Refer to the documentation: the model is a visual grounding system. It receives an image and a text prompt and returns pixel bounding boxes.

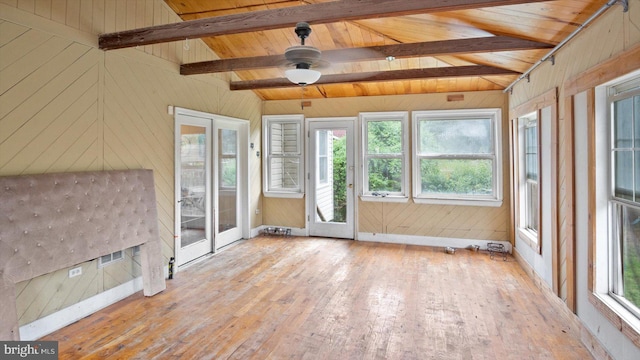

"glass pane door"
[177,121,212,266]
[215,121,243,249]
[308,119,355,239]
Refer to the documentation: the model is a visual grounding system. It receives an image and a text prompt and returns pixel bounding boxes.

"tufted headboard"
[0,169,166,340]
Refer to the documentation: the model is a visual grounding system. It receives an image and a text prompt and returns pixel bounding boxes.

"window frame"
[581,60,640,347]
[519,111,540,244]
[360,111,409,202]
[607,75,640,320]
[510,87,555,257]
[262,114,305,198]
[411,108,503,207]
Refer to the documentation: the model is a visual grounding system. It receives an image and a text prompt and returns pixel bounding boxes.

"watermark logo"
[1,341,58,359]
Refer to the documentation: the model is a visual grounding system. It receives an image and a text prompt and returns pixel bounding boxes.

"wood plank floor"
[43,237,593,359]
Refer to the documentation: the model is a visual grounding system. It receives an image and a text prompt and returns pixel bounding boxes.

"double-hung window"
[513,110,540,250]
[360,112,409,201]
[608,76,640,318]
[412,108,502,206]
[522,113,539,234]
[263,115,304,198]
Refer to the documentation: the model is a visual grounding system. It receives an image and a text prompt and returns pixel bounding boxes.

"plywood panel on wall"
[0,25,101,175]
[0,18,105,324]
[263,197,306,228]
[103,49,262,244]
[509,1,640,311]
[1,0,263,327]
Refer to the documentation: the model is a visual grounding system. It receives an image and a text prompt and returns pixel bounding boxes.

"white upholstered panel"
[0,169,166,340]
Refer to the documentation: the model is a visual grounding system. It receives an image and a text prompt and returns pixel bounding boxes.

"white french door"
[214,119,245,250]
[175,114,213,266]
[308,118,356,239]
[175,109,249,267]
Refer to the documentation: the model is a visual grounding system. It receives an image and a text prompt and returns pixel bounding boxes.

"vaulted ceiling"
[98,0,608,100]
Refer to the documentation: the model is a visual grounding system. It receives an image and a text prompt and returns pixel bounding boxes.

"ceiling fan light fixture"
[285,68,321,86]
[282,22,323,86]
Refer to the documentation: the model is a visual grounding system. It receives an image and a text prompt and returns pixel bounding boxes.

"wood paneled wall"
[509,0,640,309]
[263,91,510,241]
[0,0,262,326]
[508,2,640,356]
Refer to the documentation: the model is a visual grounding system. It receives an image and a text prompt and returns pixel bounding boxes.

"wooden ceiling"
[99,0,608,100]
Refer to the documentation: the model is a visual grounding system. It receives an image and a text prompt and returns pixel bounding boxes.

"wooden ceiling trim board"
[354,15,495,43]
[434,6,598,43]
[180,36,552,75]
[100,0,549,50]
[170,1,303,16]
[230,65,520,90]
[325,22,357,48]
[178,1,304,19]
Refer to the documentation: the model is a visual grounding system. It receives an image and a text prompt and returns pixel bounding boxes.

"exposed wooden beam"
[99,0,548,50]
[229,65,520,90]
[181,36,552,75]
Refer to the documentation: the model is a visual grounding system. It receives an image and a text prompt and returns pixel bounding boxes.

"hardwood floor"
[43,237,593,359]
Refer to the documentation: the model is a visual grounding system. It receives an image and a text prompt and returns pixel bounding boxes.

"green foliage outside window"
[368,159,402,192]
[367,121,402,154]
[420,159,492,195]
[366,120,403,193]
[621,200,640,310]
[332,136,347,222]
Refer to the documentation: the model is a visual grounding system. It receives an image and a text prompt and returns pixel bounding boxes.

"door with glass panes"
[176,115,213,266]
[214,119,244,250]
[175,109,248,267]
[308,118,355,239]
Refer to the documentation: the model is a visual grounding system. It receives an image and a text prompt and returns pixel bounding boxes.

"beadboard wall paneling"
[1,0,262,327]
[509,0,640,311]
[508,2,640,357]
[263,197,306,229]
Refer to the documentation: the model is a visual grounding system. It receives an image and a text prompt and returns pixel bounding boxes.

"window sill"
[516,228,540,253]
[263,191,304,199]
[360,195,408,203]
[413,197,503,207]
[590,292,640,348]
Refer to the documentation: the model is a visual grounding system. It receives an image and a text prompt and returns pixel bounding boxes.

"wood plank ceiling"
[101,0,608,100]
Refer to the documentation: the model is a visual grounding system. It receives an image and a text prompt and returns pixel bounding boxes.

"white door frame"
[306,117,357,239]
[213,116,250,250]
[174,107,250,268]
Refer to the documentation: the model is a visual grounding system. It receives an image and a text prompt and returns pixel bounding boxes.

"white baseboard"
[357,232,513,252]
[19,277,143,341]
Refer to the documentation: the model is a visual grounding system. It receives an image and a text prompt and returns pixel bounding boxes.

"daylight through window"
[412,109,502,206]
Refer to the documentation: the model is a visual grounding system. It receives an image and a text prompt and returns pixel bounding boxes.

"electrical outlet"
[255,209,260,215]
[69,267,82,278]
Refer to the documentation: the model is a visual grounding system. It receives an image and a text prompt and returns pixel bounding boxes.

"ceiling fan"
[283,22,323,86]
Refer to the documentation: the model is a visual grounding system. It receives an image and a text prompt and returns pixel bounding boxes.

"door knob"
[348,184,353,188]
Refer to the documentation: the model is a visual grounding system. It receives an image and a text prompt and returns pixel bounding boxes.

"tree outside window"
[361,112,409,200]
[412,109,502,206]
